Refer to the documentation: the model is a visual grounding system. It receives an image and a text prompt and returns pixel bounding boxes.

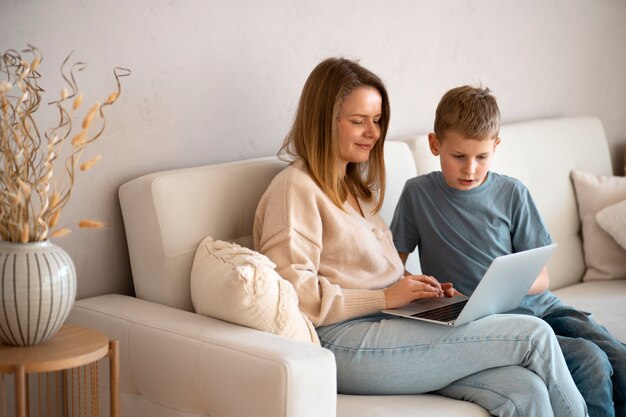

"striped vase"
[0,240,76,346]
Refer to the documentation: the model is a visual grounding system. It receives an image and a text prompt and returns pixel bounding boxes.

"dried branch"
[0,45,130,242]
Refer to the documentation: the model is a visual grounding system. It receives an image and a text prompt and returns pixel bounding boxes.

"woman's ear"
[428,133,440,156]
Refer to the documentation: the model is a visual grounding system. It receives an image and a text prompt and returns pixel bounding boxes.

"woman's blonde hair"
[280,57,390,213]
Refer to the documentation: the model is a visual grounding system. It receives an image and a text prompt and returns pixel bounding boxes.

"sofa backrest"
[399,116,612,289]
[119,141,417,311]
[119,116,612,310]
[119,157,286,310]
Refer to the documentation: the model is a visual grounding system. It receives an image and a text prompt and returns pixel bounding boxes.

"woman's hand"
[440,282,458,298]
[383,275,457,309]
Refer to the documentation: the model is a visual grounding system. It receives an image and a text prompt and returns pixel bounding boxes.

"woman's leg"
[436,366,554,417]
[317,313,587,417]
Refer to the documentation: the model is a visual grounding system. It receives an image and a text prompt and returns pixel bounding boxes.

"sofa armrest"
[67,294,337,417]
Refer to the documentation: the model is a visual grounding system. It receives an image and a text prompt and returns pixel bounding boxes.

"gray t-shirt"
[390,171,563,317]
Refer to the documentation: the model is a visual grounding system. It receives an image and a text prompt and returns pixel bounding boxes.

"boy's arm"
[398,252,417,277]
[398,252,409,273]
[528,266,550,294]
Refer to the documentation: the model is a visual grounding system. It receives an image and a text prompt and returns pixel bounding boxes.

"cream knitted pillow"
[190,236,319,345]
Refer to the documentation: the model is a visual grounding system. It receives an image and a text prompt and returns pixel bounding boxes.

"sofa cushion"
[190,236,320,345]
[553,279,626,342]
[596,199,626,251]
[338,393,490,417]
[571,170,626,281]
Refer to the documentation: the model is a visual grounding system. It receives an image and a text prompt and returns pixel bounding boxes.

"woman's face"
[337,86,382,167]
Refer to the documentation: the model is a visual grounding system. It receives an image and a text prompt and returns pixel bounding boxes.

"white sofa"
[67,116,626,417]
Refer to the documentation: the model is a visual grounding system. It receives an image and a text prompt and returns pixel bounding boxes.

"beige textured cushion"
[571,170,626,280]
[190,236,320,345]
[596,199,626,251]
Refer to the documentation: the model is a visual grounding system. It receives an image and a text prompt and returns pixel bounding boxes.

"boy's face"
[428,130,501,191]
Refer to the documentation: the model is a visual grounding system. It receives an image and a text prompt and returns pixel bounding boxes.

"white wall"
[3,0,625,298]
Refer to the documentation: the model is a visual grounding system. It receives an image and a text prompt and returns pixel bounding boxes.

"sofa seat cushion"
[190,236,319,344]
[553,279,626,341]
[338,393,489,417]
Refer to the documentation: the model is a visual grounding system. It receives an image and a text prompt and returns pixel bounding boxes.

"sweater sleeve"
[253,165,387,327]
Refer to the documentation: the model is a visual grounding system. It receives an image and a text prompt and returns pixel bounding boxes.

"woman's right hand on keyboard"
[384,274,446,309]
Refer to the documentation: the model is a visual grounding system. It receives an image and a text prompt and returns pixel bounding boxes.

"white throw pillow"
[570,170,626,280]
[190,236,320,345]
[596,199,626,251]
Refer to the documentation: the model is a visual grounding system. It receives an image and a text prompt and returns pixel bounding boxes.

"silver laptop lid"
[454,243,558,326]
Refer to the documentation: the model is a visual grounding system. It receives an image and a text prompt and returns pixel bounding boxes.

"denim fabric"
[436,366,554,417]
[317,313,587,417]
[543,307,626,417]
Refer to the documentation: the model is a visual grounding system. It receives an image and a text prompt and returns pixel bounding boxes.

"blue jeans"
[317,313,587,417]
[543,307,626,417]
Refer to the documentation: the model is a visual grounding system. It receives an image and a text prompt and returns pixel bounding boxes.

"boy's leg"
[436,366,555,417]
[555,334,613,417]
[544,307,626,417]
[317,313,587,417]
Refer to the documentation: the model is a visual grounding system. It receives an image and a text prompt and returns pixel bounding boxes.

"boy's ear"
[493,136,502,151]
[428,133,441,156]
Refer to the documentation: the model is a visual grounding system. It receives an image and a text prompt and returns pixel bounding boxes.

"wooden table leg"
[15,365,26,417]
[109,340,119,417]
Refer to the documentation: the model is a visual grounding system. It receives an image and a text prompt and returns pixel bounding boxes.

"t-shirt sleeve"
[511,183,553,252]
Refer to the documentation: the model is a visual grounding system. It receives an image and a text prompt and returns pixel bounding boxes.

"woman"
[253,57,587,417]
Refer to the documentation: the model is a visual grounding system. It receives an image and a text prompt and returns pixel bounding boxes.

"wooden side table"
[0,324,119,417]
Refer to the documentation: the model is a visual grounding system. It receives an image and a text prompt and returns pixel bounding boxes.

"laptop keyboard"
[411,300,468,323]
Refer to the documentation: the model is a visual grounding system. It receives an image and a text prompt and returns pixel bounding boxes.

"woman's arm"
[259,225,388,326]
[254,164,395,327]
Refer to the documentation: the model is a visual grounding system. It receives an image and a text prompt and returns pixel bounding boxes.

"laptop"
[382,244,558,326]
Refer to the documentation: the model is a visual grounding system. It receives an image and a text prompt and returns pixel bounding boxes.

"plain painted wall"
[2,0,625,299]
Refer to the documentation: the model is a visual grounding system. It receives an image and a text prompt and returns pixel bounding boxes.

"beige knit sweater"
[253,160,404,327]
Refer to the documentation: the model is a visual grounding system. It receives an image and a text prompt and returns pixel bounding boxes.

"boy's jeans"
[543,307,626,417]
[317,313,587,417]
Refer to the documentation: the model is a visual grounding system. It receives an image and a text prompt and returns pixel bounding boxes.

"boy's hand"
[384,274,449,309]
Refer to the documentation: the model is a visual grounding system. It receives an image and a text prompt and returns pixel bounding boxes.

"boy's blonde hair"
[280,57,389,213]
[434,85,500,140]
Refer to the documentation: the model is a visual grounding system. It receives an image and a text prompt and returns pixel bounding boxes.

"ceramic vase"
[0,240,76,346]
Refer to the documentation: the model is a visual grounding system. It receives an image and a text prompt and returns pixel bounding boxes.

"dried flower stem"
[0,45,130,242]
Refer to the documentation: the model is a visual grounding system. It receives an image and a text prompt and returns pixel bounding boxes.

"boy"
[390,85,626,417]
